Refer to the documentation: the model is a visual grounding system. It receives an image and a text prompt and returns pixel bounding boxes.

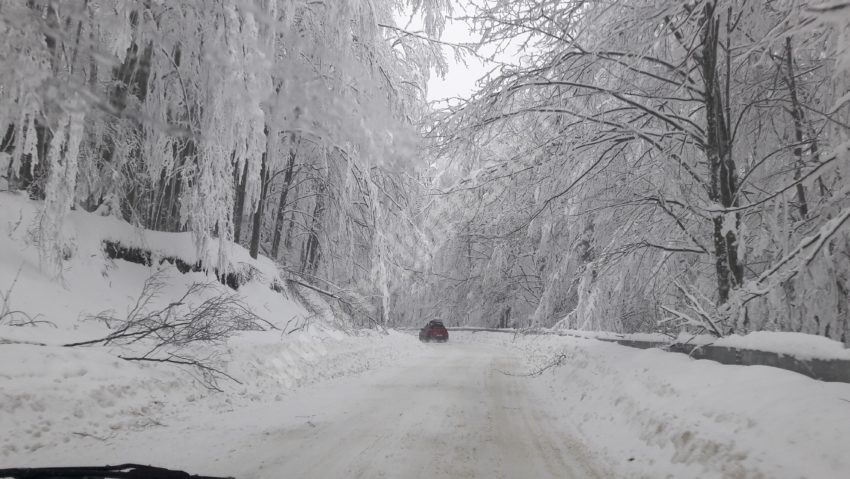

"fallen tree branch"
[499,353,569,377]
[118,353,241,392]
[286,277,385,331]
[64,272,268,390]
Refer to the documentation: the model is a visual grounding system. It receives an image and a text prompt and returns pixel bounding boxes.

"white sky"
[425,16,491,103]
[421,3,525,104]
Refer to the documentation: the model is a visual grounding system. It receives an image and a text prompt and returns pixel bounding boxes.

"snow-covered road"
[10,331,850,478]
[238,341,602,478]
[15,341,602,479]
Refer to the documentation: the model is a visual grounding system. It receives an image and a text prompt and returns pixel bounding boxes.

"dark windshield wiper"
[0,464,234,479]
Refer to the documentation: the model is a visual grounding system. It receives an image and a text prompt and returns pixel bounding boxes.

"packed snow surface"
[0,327,421,461]
[5,332,850,478]
[0,191,422,464]
[3,192,850,478]
[461,332,850,478]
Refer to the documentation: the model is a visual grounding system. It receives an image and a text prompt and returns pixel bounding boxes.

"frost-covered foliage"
[0,0,448,322]
[410,0,850,344]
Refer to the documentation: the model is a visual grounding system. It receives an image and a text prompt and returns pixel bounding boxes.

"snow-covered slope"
[0,191,289,333]
[0,192,420,461]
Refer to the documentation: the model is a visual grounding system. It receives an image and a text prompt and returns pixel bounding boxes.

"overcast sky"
[425,14,490,103]
[422,3,526,104]
[422,0,524,105]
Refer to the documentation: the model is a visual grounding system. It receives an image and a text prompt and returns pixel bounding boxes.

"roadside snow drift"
[458,332,850,479]
[0,192,421,462]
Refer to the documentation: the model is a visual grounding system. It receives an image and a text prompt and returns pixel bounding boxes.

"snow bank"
[453,332,850,479]
[225,328,420,398]
[0,192,421,462]
[551,328,672,343]
[68,197,282,283]
[712,331,850,360]
[0,191,296,332]
[0,342,187,457]
[536,327,850,361]
[0,326,420,460]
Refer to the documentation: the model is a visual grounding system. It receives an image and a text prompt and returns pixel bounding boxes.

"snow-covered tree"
[0,0,449,324]
[410,0,850,343]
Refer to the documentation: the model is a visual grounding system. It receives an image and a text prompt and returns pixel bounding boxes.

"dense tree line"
[405,0,850,343]
[5,0,850,342]
[0,0,448,326]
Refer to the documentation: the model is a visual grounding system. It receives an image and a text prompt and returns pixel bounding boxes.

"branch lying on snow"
[64,272,271,390]
[285,276,385,332]
[282,315,308,335]
[66,274,274,348]
[118,353,242,393]
[0,264,56,328]
[0,309,52,328]
[499,353,569,377]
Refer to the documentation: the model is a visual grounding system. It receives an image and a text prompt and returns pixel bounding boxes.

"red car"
[419,320,449,342]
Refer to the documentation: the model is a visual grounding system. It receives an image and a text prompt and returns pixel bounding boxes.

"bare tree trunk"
[284,207,296,251]
[499,306,511,328]
[271,142,297,258]
[167,140,192,231]
[249,150,269,259]
[301,183,326,275]
[701,3,743,304]
[783,36,809,220]
[233,161,248,243]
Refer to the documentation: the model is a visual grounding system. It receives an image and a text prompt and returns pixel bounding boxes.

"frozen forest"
[2,0,850,344]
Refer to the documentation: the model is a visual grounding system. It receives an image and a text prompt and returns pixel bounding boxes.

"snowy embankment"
[0,192,420,461]
[453,326,850,383]
[550,328,850,361]
[456,331,850,479]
